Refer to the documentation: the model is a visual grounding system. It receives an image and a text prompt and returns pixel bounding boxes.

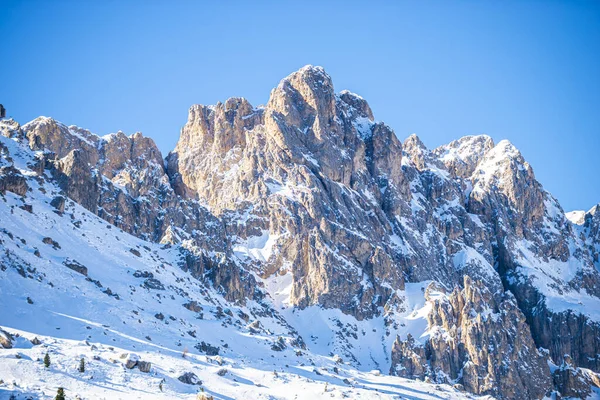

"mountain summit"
[1,66,600,399]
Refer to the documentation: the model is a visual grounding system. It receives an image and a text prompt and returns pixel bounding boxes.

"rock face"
[11,117,261,304]
[552,356,600,400]
[2,65,600,399]
[167,66,430,319]
[391,278,552,399]
[0,166,28,196]
[0,329,13,349]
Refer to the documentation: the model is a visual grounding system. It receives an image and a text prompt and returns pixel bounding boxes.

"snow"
[302,152,320,167]
[264,269,294,309]
[470,139,524,195]
[511,239,600,322]
[435,135,492,165]
[265,178,312,203]
[565,210,586,225]
[353,117,373,140]
[452,247,496,279]
[67,127,95,146]
[233,230,280,262]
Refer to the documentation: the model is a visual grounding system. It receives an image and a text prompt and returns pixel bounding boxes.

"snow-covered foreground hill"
[0,133,479,399]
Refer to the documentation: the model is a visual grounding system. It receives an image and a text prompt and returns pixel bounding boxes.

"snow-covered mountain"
[1,66,599,399]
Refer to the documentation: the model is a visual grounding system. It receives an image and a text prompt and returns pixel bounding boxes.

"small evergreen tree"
[44,352,51,368]
[78,357,85,373]
[55,387,65,400]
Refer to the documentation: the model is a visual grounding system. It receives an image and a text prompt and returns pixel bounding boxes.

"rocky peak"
[582,203,600,268]
[468,139,544,227]
[22,117,165,179]
[433,134,494,179]
[267,65,335,129]
[168,65,404,206]
[0,118,23,140]
[338,90,374,121]
[402,134,434,171]
[587,204,600,221]
[176,97,262,153]
[23,117,101,163]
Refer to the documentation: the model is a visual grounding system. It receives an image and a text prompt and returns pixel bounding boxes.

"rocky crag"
[2,65,600,399]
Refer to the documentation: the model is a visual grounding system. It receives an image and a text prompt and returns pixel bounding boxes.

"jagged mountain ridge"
[2,65,600,399]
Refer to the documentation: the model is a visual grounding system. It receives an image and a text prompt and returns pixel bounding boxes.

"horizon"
[2,1,599,211]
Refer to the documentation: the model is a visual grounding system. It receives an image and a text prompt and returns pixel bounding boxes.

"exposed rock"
[19,204,32,213]
[42,237,61,249]
[433,135,494,179]
[129,248,141,257]
[0,166,29,196]
[183,301,202,313]
[50,195,65,214]
[195,341,219,356]
[124,353,139,369]
[143,278,164,290]
[133,270,153,279]
[167,65,407,319]
[0,329,13,349]
[271,337,286,352]
[62,259,88,276]
[391,277,552,399]
[137,361,151,373]
[178,372,202,385]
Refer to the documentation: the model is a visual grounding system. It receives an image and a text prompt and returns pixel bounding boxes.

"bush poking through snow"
[79,358,85,373]
[55,387,65,400]
[197,388,214,400]
[44,352,51,368]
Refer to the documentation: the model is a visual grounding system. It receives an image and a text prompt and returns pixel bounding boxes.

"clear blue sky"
[2,1,599,211]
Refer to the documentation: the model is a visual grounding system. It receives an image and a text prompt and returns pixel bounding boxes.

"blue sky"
[2,1,599,211]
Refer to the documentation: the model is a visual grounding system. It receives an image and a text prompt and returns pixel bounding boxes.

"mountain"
[1,65,599,400]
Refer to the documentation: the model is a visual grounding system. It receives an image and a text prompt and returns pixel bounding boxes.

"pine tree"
[44,352,51,368]
[55,387,65,400]
[78,357,85,373]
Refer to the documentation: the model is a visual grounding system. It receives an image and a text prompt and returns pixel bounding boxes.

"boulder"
[124,353,139,369]
[0,166,28,196]
[63,259,88,276]
[137,361,151,373]
[42,237,61,249]
[178,372,202,385]
[183,301,202,312]
[50,196,65,214]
